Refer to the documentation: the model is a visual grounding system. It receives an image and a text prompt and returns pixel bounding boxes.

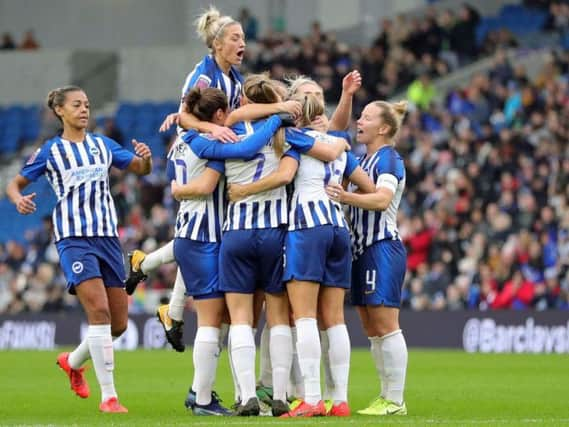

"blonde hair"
[195,6,237,51]
[242,73,285,157]
[372,100,408,139]
[285,75,322,101]
[289,93,325,128]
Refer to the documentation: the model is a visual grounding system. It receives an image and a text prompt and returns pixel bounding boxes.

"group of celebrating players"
[7,6,409,418]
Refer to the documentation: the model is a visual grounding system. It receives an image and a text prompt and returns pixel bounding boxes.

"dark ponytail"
[184,87,228,121]
[46,85,83,123]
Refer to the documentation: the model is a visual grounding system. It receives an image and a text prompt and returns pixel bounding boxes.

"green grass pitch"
[1,349,568,426]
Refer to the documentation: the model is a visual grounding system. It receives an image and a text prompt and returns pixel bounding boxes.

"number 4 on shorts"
[365,269,376,294]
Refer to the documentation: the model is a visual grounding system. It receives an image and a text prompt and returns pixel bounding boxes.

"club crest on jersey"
[195,75,212,89]
[89,146,100,156]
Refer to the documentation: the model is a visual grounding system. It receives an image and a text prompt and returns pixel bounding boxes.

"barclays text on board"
[463,317,569,354]
[2,311,569,351]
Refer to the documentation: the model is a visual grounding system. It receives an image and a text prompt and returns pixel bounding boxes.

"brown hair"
[242,73,285,157]
[372,100,408,139]
[289,93,324,128]
[184,87,228,121]
[46,85,83,123]
[195,6,238,52]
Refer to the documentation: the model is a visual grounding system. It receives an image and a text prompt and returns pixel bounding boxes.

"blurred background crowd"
[0,0,568,314]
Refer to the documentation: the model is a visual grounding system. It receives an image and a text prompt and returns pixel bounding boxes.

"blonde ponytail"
[372,100,408,139]
[194,6,236,51]
[289,93,325,128]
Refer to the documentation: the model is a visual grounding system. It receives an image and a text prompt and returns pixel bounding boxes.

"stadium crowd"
[1,5,568,315]
[241,4,484,108]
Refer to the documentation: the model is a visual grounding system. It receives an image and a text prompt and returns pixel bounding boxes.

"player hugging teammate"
[8,5,410,418]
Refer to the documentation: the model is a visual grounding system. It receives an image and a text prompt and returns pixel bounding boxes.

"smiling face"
[215,23,246,67]
[355,103,384,145]
[54,90,89,130]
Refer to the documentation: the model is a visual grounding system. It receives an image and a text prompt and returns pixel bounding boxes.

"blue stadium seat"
[476,6,548,46]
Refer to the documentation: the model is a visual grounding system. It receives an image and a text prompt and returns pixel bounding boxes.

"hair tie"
[213,19,235,41]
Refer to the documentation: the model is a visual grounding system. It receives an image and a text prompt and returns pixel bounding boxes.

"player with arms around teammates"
[126,6,247,349]
[6,86,152,413]
[166,85,293,416]
[126,6,300,353]
[327,100,409,416]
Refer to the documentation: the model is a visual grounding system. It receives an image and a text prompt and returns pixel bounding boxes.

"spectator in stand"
[100,118,124,146]
[0,32,16,50]
[449,4,480,63]
[407,73,437,110]
[239,8,259,41]
[19,30,40,50]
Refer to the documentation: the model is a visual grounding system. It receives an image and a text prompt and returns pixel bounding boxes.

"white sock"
[381,329,408,405]
[87,324,117,402]
[270,325,292,402]
[192,327,220,405]
[68,338,90,369]
[295,318,321,405]
[320,330,334,400]
[140,240,175,274]
[168,268,186,322]
[289,326,304,399]
[260,324,272,387]
[370,336,386,397]
[229,325,256,402]
[327,324,350,403]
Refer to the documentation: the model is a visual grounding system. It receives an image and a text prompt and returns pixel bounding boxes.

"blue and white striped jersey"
[180,54,243,114]
[20,133,134,242]
[348,145,406,258]
[223,122,315,231]
[166,136,225,242]
[288,129,358,231]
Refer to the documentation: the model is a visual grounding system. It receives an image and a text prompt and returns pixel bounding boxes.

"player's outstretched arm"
[329,70,361,131]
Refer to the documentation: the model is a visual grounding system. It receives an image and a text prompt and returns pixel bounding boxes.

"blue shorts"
[351,239,407,307]
[56,237,126,295]
[283,225,351,288]
[219,228,285,294]
[174,238,223,300]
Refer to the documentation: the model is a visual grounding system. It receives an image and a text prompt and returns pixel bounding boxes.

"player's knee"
[111,321,127,338]
[375,323,399,338]
[88,303,111,324]
[319,309,344,330]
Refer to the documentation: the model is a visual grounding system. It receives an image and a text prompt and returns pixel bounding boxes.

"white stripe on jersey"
[288,130,348,231]
[223,122,287,231]
[170,137,225,242]
[349,149,405,258]
[43,134,121,241]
